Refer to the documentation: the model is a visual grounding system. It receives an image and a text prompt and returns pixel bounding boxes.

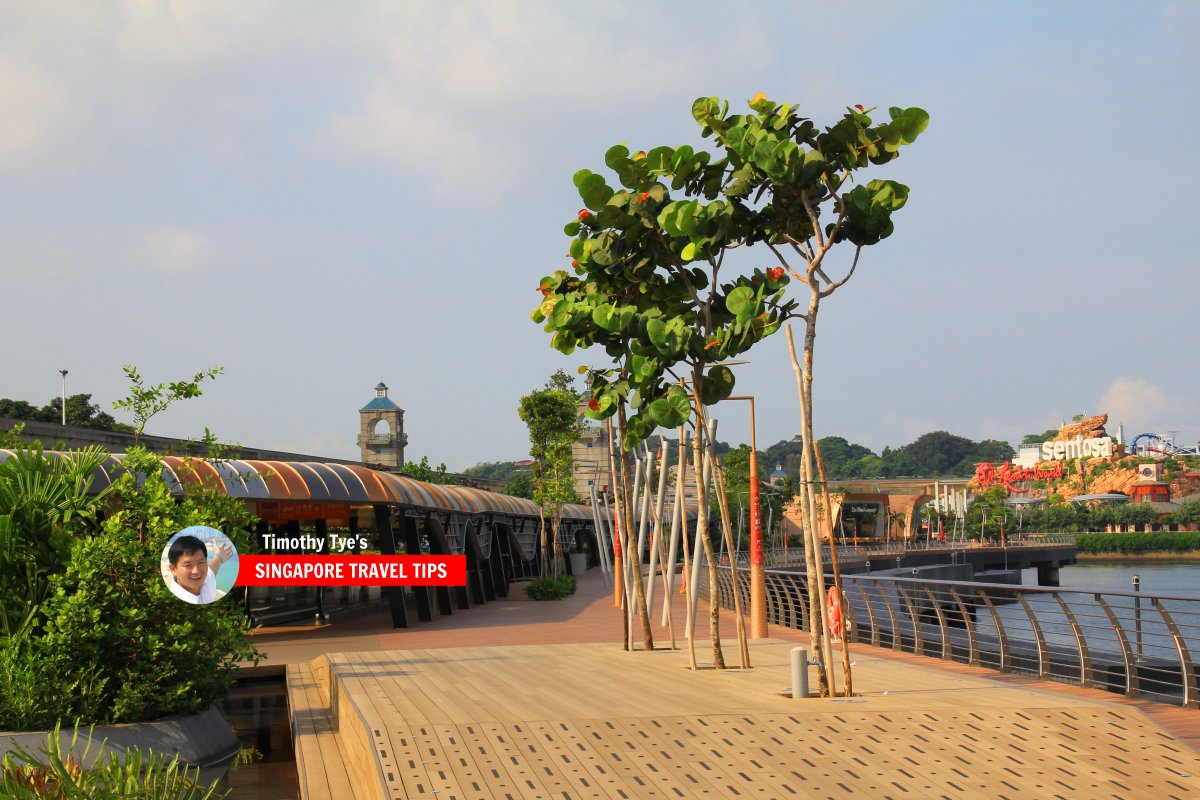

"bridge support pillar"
[1037,565,1060,587]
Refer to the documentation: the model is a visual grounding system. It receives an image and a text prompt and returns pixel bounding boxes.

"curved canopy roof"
[0,450,572,522]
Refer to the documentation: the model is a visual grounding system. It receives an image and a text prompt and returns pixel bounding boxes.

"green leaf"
[551,331,576,355]
[578,173,614,210]
[726,286,756,320]
[700,365,735,405]
[604,144,630,168]
[681,242,698,262]
[591,303,633,332]
[551,299,575,328]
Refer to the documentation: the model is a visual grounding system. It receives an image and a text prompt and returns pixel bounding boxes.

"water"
[1035,561,1200,597]
[218,676,298,800]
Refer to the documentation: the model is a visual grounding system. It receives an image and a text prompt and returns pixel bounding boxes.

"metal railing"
[716,533,1076,568]
[703,565,1199,708]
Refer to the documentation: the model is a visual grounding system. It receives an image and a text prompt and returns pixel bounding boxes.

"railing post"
[881,582,901,651]
[949,588,978,666]
[1132,574,1143,663]
[1017,593,1048,679]
[1152,599,1197,709]
[979,591,1010,673]
[862,581,881,647]
[1053,593,1093,689]
[923,586,951,661]
[783,573,800,629]
[896,582,923,656]
[1095,594,1139,698]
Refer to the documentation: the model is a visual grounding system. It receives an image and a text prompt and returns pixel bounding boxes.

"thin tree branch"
[819,246,862,298]
[767,242,810,285]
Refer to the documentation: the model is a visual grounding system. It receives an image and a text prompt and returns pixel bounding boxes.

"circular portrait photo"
[160,526,240,605]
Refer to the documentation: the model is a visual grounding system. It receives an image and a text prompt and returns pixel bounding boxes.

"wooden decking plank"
[454,721,531,800]
[287,662,360,800]
[476,719,557,799]
[333,652,434,800]
[383,648,483,724]
[528,719,630,800]
[287,640,1200,800]
[614,714,796,800]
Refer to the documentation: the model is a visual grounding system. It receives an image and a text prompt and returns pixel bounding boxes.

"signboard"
[254,501,351,526]
[974,461,1064,493]
[1040,435,1114,461]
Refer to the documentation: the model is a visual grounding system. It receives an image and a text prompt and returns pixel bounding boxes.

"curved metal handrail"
[700,565,1200,708]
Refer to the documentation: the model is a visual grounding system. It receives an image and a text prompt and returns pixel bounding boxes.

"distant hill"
[763,431,1015,480]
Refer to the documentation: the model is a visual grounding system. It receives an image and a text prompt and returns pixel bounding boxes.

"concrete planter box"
[570,553,589,576]
[0,705,239,771]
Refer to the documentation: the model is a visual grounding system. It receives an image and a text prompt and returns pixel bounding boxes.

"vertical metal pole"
[59,369,68,425]
[662,428,687,625]
[791,647,809,699]
[645,438,669,616]
[746,397,767,639]
[1133,574,1143,662]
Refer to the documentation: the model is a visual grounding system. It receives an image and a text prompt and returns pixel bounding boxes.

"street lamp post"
[59,370,68,426]
[728,395,766,639]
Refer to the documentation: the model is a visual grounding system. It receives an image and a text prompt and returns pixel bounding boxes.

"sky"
[2,1,1197,470]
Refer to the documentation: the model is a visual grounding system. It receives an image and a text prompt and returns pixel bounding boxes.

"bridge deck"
[288,638,1200,799]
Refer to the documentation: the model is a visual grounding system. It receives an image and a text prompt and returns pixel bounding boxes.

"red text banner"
[237,555,466,587]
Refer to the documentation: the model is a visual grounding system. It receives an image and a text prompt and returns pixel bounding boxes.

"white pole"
[636,446,655,568]
[589,485,612,581]
[687,419,717,641]
[59,369,68,426]
[662,428,688,625]
[645,438,669,617]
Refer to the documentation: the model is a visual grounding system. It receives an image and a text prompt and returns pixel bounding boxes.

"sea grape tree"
[534,95,927,682]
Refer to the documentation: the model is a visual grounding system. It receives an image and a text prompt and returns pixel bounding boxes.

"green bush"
[0,447,260,730]
[1075,531,1200,554]
[0,722,224,799]
[524,575,577,601]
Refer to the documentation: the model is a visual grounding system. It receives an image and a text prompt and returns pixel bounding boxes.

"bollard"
[791,647,809,699]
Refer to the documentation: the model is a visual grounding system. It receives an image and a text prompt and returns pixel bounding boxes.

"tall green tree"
[398,455,453,484]
[0,394,130,431]
[112,365,223,444]
[534,98,803,663]
[518,370,584,577]
[534,95,927,682]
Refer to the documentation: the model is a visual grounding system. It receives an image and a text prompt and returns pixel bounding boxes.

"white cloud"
[323,88,509,198]
[1098,377,1197,435]
[315,2,769,197]
[114,0,288,66]
[139,227,213,272]
[0,54,68,165]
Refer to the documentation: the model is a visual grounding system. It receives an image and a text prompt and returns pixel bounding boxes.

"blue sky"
[2,1,1197,469]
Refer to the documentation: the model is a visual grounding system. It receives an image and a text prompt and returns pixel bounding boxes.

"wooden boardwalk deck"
[265,570,1200,800]
[288,638,1200,800]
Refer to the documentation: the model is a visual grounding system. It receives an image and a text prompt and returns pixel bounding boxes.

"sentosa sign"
[1040,435,1114,461]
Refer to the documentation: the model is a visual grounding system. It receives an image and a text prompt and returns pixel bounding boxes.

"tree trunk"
[538,515,551,579]
[551,511,564,578]
[786,323,831,696]
[690,386,725,670]
[815,440,853,698]
[712,458,750,668]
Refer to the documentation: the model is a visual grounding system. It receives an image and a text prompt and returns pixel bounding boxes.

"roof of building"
[0,449,589,524]
[1067,493,1130,504]
[361,396,400,411]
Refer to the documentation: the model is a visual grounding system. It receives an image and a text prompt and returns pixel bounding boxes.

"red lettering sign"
[974,461,1064,493]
